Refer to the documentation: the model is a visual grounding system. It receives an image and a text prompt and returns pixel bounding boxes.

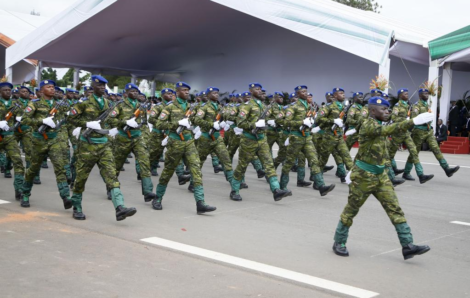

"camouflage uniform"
[280,99,326,190]
[193,100,236,192]
[266,102,282,153]
[223,104,235,147]
[334,117,416,248]
[344,103,362,150]
[148,102,167,176]
[66,98,79,183]
[316,101,353,177]
[68,94,129,215]
[108,97,154,197]
[0,98,25,196]
[20,98,70,207]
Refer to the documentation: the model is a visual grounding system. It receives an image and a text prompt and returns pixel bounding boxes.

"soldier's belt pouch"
[79,136,108,144]
[169,132,192,141]
[242,131,265,140]
[118,129,141,138]
[201,132,220,140]
[0,131,14,136]
[355,160,385,174]
[32,131,57,139]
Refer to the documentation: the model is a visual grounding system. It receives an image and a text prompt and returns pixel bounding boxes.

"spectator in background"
[448,100,459,136]
[435,119,448,145]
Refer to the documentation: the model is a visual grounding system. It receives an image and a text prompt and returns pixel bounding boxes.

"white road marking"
[0,199,11,204]
[395,160,470,169]
[141,237,379,298]
[450,221,470,226]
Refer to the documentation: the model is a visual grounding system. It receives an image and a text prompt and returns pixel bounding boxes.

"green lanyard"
[93,94,105,110]
[0,98,11,109]
[127,98,137,109]
[177,97,187,111]
[298,99,308,110]
[335,101,343,111]
[211,102,218,112]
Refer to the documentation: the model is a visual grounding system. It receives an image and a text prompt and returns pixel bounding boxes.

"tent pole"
[73,68,80,89]
[378,57,390,93]
[440,63,452,126]
[6,67,13,83]
[35,61,42,82]
[428,60,439,133]
[131,74,137,84]
[150,80,156,97]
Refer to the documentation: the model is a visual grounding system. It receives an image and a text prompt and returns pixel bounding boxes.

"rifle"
[82,100,124,143]
[37,100,69,139]
[209,105,225,141]
[0,103,22,141]
[332,101,350,135]
[175,103,196,140]
[341,100,355,132]
[122,99,150,137]
[299,102,318,136]
[251,100,274,139]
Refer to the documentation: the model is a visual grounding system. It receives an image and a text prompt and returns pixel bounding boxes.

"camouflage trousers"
[228,133,264,171]
[73,139,120,193]
[113,133,151,178]
[196,135,232,171]
[267,130,281,154]
[345,134,359,151]
[148,131,166,170]
[273,132,290,169]
[0,134,25,191]
[340,166,407,227]
[406,128,445,165]
[318,134,353,171]
[389,132,420,164]
[14,130,33,165]
[233,136,276,181]
[224,128,233,147]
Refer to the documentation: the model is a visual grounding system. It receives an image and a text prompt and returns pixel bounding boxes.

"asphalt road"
[0,147,469,298]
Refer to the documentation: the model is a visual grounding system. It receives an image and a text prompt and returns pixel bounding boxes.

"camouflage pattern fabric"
[345,103,363,150]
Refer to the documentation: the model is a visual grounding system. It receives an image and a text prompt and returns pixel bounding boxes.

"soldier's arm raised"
[363,119,414,137]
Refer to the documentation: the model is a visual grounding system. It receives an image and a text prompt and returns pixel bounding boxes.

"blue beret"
[91,75,108,84]
[261,88,266,92]
[249,82,262,89]
[325,92,332,97]
[172,90,176,94]
[206,87,219,94]
[83,86,93,91]
[176,82,191,90]
[65,88,75,93]
[290,93,296,99]
[105,89,109,94]
[368,96,390,107]
[55,86,64,93]
[19,85,31,92]
[117,93,122,96]
[295,85,308,91]
[74,90,80,94]
[12,88,19,92]
[34,88,39,92]
[125,83,139,91]
[333,87,344,93]
[274,91,283,96]
[267,94,273,98]
[397,88,408,96]
[382,92,389,98]
[353,92,364,97]
[242,91,251,96]
[161,88,174,95]
[370,89,383,95]
[40,80,56,88]
[235,93,240,98]
[419,88,429,93]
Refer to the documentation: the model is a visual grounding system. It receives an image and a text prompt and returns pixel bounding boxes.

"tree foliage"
[41,68,58,82]
[333,0,381,13]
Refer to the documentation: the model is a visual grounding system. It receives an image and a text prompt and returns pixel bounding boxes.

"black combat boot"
[128,154,133,158]
[33,176,41,184]
[116,206,137,221]
[323,165,334,173]
[188,184,194,193]
[229,191,242,201]
[402,243,430,260]
[4,170,12,178]
[152,197,162,210]
[144,192,157,203]
[0,165,4,173]
[332,242,349,257]
[297,180,312,187]
[290,165,298,172]
[73,207,86,220]
[240,182,248,189]
[183,169,191,175]
[402,173,415,181]
[62,198,73,209]
[137,174,141,181]
[107,190,112,200]
[257,169,266,179]
[41,161,48,168]
[213,165,223,174]
[418,174,434,184]
[178,174,191,185]
[15,191,22,201]
[273,189,292,201]
[151,168,158,176]
[392,178,406,187]
[318,184,335,196]
[444,166,460,178]
[124,158,130,164]
[393,167,405,175]
[196,201,216,214]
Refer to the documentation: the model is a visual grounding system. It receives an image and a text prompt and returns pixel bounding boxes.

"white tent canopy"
[6,0,438,79]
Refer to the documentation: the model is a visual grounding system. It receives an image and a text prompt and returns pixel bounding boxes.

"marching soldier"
[344,92,364,150]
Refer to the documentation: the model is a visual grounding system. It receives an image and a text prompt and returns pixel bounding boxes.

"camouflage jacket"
[391,100,410,123]
[13,98,32,132]
[226,104,240,124]
[411,99,432,130]
[22,97,67,133]
[316,101,344,134]
[148,102,165,127]
[155,97,195,135]
[0,98,20,128]
[284,99,309,136]
[68,94,112,139]
[236,98,270,132]
[345,103,363,128]
[357,117,414,166]
[108,98,144,130]
[193,101,222,133]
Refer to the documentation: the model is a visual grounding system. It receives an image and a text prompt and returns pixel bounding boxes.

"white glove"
[72,127,81,139]
[333,118,343,128]
[15,116,22,122]
[226,120,234,126]
[148,123,153,132]
[302,118,313,128]
[406,117,410,120]
[42,116,56,128]
[284,137,290,146]
[345,129,357,136]
[219,121,227,129]
[178,118,191,128]
[108,128,119,137]
[267,120,276,127]
[126,117,139,128]
[224,125,231,132]
[66,111,70,116]
[255,119,265,128]
[162,136,169,146]
[213,121,220,130]
[195,130,202,139]
[311,127,321,134]
[86,120,101,130]
[193,126,201,134]
[0,120,10,131]
[412,112,433,125]
[345,171,352,185]
[234,127,243,135]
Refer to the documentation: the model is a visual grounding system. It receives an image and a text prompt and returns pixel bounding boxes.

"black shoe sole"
[332,245,349,257]
[404,247,430,260]
[21,203,30,208]
[446,166,460,178]
[117,209,137,221]
[419,175,434,184]
[402,176,415,181]
[297,182,312,187]
[73,215,86,220]
[197,207,216,214]
[274,190,292,201]
[63,200,73,210]
[320,184,336,196]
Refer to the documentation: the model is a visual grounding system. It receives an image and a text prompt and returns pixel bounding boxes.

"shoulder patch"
[349,110,355,116]
[320,110,325,115]
[326,102,332,106]
[166,101,173,105]
[230,110,236,115]
[362,110,368,116]
[239,111,246,117]
[150,110,156,116]
[197,110,204,116]
[32,99,40,102]
[159,112,167,119]
[235,104,240,107]
[25,106,33,113]
[110,110,118,117]
[70,108,78,115]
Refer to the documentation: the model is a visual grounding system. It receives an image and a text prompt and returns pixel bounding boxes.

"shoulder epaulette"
[201,103,206,106]
[245,101,250,105]
[156,102,162,106]
[230,103,234,107]
[235,104,240,107]
[290,102,295,105]
[283,105,288,109]
[166,101,173,105]
[326,102,332,106]
[32,99,40,102]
